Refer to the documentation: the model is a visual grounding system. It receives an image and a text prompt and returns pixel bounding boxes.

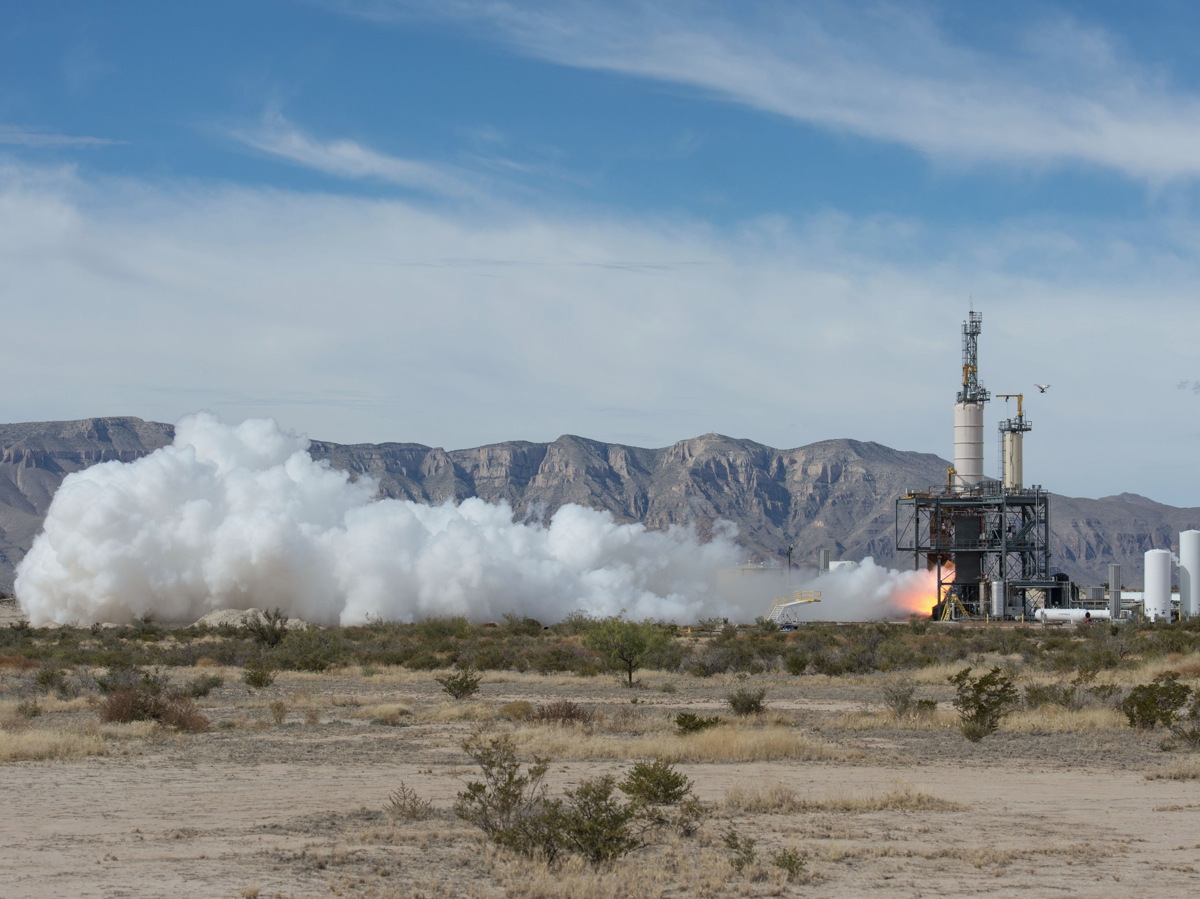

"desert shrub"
[723,827,757,873]
[531,700,595,726]
[1167,694,1200,749]
[243,608,289,647]
[500,614,544,637]
[99,679,208,732]
[386,782,434,821]
[771,848,808,881]
[456,733,699,865]
[16,699,41,718]
[556,775,641,863]
[727,687,766,717]
[619,758,691,806]
[34,666,78,699]
[242,659,276,689]
[270,627,343,672]
[188,674,224,698]
[436,667,482,700]
[268,700,288,725]
[501,700,534,721]
[675,712,723,735]
[454,733,561,861]
[784,652,808,675]
[1122,672,1192,730]
[403,650,445,671]
[882,679,919,718]
[1024,681,1085,711]
[95,662,169,696]
[949,666,1019,742]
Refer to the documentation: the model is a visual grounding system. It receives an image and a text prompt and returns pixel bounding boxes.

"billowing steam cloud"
[15,415,744,625]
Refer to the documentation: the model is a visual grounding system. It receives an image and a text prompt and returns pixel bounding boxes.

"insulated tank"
[953,402,985,487]
[1035,608,1110,624]
[1144,549,1173,621]
[1002,431,1023,490]
[1180,531,1200,619]
[990,580,1006,618]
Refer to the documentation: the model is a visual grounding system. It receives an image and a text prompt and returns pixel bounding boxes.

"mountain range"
[1,416,1196,594]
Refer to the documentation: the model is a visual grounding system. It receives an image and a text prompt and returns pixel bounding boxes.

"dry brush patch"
[723,782,965,814]
[0,727,108,762]
[1145,759,1200,781]
[511,723,863,763]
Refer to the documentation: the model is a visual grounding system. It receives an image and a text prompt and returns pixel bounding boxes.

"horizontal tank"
[1035,608,1111,624]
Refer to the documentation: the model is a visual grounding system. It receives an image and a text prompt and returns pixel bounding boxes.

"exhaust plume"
[15,415,744,626]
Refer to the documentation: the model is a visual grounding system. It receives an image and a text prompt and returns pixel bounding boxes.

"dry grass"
[512,723,862,763]
[724,781,965,814]
[0,727,108,762]
[1145,759,1200,781]
[1002,706,1125,733]
[487,839,740,899]
[0,696,93,716]
[814,840,1110,868]
[419,701,499,723]
[349,702,414,721]
[829,708,956,731]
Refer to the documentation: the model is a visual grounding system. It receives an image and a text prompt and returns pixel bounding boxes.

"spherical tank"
[1144,549,1173,621]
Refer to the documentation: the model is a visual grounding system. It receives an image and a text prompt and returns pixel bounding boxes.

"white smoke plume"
[717,560,937,623]
[15,415,744,626]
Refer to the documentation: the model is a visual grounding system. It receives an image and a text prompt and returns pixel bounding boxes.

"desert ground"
[1,599,1198,898]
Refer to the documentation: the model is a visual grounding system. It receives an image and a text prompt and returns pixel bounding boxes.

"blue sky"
[2,0,1199,507]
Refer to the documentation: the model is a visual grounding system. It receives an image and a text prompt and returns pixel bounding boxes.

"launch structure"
[896,312,1058,619]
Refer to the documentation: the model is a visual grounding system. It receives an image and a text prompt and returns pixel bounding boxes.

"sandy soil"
[1,659,1198,899]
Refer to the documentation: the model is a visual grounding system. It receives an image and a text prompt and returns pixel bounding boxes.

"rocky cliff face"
[1,417,1196,593]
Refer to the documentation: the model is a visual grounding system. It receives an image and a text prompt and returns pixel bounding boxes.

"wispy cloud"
[229,109,481,197]
[326,1,1200,182]
[0,125,117,148]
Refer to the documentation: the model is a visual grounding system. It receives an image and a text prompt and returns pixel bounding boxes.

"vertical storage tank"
[953,403,985,487]
[1144,549,1173,621]
[1180,530,1200,619]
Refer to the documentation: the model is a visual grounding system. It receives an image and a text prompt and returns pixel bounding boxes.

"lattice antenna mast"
[956,311,990,405]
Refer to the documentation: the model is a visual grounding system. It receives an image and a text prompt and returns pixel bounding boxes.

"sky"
[2,0,1199,507]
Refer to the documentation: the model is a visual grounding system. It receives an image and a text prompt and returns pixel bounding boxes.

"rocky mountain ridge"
[1,416,1195,593]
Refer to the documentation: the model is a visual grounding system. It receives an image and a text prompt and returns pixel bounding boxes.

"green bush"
[619,758,692,806]
[243,607,289,648]
[242,659,277,690]
[436,667,482,700]
[949,666,1019,742]
[784,652,808,675]
[771,847,808,881]
[726,687,766,717]
[723,827,757,873]
[1121,672,1192,730]
[269,627,342,672]
[187,673,224,698]
[675,712,723,735]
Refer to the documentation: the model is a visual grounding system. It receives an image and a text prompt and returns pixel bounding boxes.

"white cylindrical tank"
[953,402,985,487]
[1144,549,1173,621]
[1034,608,1111,624]
[1002,431,1023,490]
[1180,531,1200,619]
[990,580,1005,618]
